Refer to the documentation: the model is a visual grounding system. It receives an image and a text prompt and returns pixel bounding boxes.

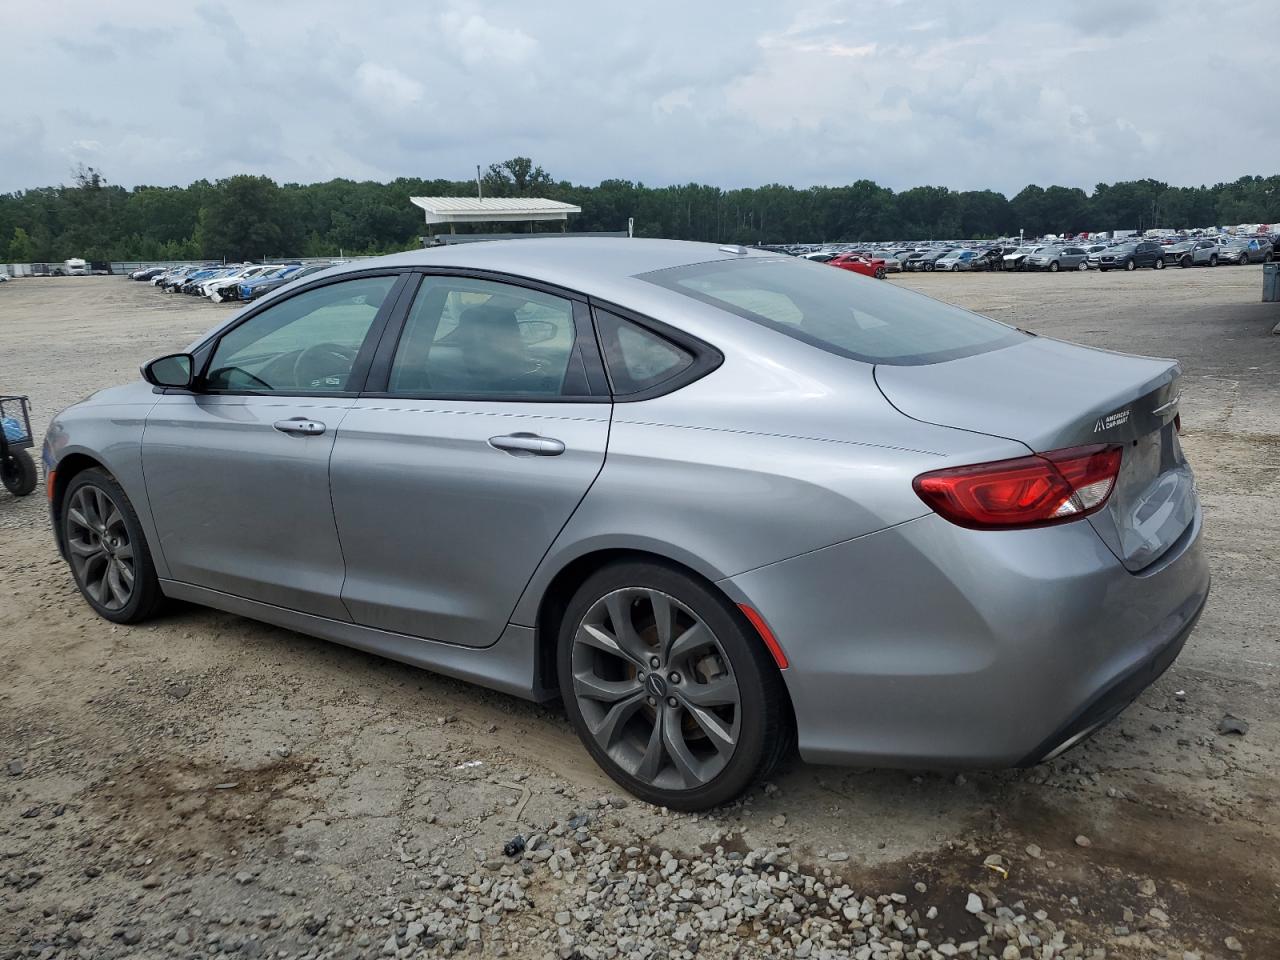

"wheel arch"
[529,546,796,727]
[48,452,111,556]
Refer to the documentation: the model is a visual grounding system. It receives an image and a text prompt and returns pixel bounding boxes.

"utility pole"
[476,165,483,200]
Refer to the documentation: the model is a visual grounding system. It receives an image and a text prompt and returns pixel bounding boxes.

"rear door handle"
[273,418,326,436]
[488,432,565,457]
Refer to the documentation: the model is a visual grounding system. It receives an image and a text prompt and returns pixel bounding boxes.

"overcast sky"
[3,1,1274,196]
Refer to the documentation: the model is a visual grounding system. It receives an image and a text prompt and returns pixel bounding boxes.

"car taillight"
[913,444,1123,530]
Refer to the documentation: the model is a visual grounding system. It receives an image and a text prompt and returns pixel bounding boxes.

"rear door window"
[387,276,586,398]
[639,257,1024,366]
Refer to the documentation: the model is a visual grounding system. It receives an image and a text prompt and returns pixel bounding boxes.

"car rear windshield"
[638,257,1025,366]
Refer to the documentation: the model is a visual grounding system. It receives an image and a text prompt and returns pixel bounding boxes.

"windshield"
[639,257,1025,366]
[1113,244,1137,254]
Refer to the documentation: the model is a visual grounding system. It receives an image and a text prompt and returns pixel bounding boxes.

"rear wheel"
[558,561,789,810]
[1077,261,1088,271]
[1,449,37,496]
[874,266,886,280]
[1209,254,1218,266]
[61,469,163,624]
[1153,257,1165,270]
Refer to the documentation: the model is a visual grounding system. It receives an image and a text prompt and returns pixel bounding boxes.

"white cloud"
[0,0,1273,194]
[355,62,425,112]
[439,8,536,67]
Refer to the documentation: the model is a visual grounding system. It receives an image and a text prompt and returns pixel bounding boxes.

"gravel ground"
[0,268,1277,959]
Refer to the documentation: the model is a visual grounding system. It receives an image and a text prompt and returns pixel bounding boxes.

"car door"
[143,271,406,619]
[329,272,611,647]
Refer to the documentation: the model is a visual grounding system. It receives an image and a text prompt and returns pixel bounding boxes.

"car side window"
[206,275,397,393]
[595,310,694,395]
[388,276,581,398]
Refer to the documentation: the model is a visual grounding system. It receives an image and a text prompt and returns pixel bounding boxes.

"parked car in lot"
[203,265,283,301]
[1024,246,1090,272]
[44,239,1208,810]
[933,250,985,272]
[827,253,887,279]
[1002,245,1042,271]
[906,248,956,272]
[1088,241,1166,271]
[1218,237,1273,264]
[237,263,332,302]
[1162,240,1219,268]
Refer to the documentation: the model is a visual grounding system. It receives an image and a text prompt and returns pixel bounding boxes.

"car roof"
[333,238,766,294]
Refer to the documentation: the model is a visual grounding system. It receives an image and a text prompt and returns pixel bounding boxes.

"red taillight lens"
[913,444,1123,530]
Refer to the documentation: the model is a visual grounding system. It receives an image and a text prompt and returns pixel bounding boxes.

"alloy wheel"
[570,587,741,791]
[66,484,136,611]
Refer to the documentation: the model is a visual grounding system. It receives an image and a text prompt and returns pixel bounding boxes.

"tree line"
[2,160,1277,263]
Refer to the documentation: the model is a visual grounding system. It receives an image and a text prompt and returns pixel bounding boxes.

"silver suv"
[1162,240,1219,268]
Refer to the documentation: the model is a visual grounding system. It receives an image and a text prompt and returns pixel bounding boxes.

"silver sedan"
[43,240,1209,809]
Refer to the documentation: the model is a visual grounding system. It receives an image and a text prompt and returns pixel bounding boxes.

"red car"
[827,253,887,279]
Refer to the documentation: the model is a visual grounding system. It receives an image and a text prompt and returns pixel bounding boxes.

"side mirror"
[517,319,558,346]
[142,353,194,389]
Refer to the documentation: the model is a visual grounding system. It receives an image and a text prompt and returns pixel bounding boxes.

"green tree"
[196,175,290,260]
[482,157,553,198]
[6,226,35,261]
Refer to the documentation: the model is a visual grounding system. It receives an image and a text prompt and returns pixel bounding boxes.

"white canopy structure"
[409,196,581,232]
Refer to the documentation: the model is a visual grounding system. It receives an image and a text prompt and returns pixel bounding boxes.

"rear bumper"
[1017,582,1205,764]
[721,506,1209,768]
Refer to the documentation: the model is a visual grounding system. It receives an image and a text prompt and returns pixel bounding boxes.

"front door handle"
[488,432,565,457]
[273,417,326,436]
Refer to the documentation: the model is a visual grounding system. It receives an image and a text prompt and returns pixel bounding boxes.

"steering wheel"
[292,342,358,389]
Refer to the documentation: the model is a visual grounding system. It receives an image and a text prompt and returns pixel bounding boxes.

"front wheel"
[1180,257,1191,268]
[61,469,163,623]
[558,561,790,810]
[1125,260,1137,271]
[924,262,935,272]
[1,449,37,496]
[1048,261,1060,272]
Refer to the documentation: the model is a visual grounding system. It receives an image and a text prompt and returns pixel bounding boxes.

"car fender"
[44,383,168,577]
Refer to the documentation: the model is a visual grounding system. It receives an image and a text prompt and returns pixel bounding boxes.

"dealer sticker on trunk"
[1093,407,1131,433]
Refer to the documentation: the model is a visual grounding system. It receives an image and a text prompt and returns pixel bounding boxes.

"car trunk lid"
[875,336,1196,571]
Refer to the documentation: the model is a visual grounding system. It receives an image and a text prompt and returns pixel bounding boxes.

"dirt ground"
[1,267,1277,959]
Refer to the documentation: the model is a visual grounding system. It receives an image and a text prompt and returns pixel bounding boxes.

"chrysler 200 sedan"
[43,239,1209,810]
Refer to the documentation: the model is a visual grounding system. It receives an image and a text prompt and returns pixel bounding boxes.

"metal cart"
[1,395,38,497]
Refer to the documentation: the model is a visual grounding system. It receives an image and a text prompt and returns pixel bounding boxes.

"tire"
[1048,261,1059,272]
[874,266,886,280]
[1209,255,1218,266]
[1180,257,1191,268]
[1153,257,1165,270]
[1125,260,1136,271]
[924,262,935,272]
[558,560,790,810]
[1,449,37,496]
[61,468,163,624]
[1077,261,1088,271]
